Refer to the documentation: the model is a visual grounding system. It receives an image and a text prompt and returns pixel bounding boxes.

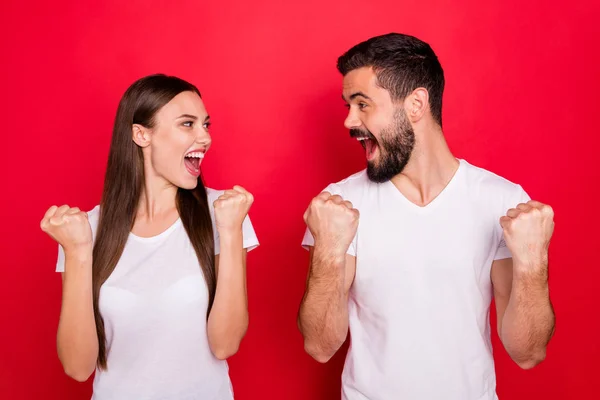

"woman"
[40,74,259,399]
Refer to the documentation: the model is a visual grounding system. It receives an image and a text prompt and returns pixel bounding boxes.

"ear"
[404,88,429,123]
[132,124,151,148]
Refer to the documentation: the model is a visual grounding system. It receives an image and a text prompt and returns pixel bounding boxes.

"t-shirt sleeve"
[301,183,357,257]
[208,189,259,256]
[494,184,532,261]
[56,244,66,273]
[214,214,259,255]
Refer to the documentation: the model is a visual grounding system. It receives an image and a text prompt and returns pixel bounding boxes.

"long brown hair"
[92,74,215,369]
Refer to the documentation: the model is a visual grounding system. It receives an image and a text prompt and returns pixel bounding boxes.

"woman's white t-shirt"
[55,188,259,400]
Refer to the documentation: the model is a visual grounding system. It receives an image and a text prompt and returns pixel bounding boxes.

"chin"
[182,180,199,190]
[175,176,200,191]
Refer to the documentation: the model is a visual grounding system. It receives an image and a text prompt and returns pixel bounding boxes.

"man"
[298,33,555,400]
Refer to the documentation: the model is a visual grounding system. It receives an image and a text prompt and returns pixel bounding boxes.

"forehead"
[342,67,389,102]
[157,90,207,119]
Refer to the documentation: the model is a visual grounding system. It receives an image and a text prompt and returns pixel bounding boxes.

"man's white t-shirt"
[302,159,530,400]
[55,188,259,400]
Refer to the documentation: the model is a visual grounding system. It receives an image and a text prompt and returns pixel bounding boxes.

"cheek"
[150,130,188,167]
[364,112,385,134]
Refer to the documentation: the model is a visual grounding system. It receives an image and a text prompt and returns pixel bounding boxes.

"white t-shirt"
[302,159,530,400]
[56,188,259,400]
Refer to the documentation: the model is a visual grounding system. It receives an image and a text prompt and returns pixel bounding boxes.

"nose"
[195,126,211,145]
[344,108,362,130]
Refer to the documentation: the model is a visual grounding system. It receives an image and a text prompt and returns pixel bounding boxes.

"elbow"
[306,346,334,364]
[63,365,94,382]
[208,319,248,360]
[59,354,95,382]
[209,330,246,360]
[212,342,241,360]
[303,340,338,364]
[515,350,547,370]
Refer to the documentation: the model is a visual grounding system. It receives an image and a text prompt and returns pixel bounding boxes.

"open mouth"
[184,150,205,177]
[355,136,378,161]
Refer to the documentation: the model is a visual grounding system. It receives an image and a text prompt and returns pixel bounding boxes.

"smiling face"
[133,90,212,190]
[343,67,415,183]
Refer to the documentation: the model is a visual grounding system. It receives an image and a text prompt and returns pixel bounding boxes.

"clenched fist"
[500,200,555,269]
[214,186,254,234]
[40,205,93,254]
[304,191,359,254]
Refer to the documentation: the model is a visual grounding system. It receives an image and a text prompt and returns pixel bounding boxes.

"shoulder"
[322,170,371,199]
[460,159,530,207]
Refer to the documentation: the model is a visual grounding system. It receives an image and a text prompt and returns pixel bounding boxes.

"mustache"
[349,128,376,140]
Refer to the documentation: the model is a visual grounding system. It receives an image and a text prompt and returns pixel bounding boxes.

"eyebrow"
[177,114,198,120]
[342,92,372,102]
[176,114,211,122]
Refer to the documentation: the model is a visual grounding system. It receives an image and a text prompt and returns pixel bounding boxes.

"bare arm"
[207,232,249,360]
[41,205,98,382]
[492,257,555,369]
[57,248,99,382]
[297,246,356,363]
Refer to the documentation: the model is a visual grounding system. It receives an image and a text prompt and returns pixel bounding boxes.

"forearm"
[207,230,248,359]
[298,247,348,363]
[501,263,555,368]
[57,250,98,381]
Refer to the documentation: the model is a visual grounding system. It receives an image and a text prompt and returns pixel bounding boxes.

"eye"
[203,121,211,129]
[182,120,194,128]
[358,102,368,110]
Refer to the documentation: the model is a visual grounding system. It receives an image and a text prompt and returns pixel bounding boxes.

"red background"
[1,1,598,399]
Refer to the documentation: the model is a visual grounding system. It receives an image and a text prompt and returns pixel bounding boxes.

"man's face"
[342,67,415,183]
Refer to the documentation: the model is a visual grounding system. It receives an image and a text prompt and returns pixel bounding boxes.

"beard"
[350,109,415,183]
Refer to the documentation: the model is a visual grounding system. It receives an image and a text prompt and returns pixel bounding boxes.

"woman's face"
[136,91,212,190]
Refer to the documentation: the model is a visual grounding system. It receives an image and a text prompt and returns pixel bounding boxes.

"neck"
[137,166,178,222]
[390,121,459,205]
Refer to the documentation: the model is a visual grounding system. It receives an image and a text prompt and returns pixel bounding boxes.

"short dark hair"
[337,33,445,126]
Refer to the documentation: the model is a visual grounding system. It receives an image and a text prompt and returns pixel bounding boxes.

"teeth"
[185,151,205,158]
[357,137,368,141]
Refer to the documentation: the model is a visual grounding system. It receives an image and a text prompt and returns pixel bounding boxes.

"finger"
[223,190,238,197]
[317,191,331,200]
[527,200,545,209]
[516,203,532,212]
[43,205,58,220]
[506,208,520,218]
[215,196,229,204]
[49,214,65,226]
[232,185,248,194]
[343,200,353,209]
[328,195,343,205]
[499,216,511,230]
[66,207,81,215]
[540,204,554,217]
[40,206,58,231]
[55,205,70,218]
